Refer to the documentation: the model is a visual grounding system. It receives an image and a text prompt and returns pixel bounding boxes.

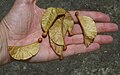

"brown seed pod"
[75,12,97,47]
[8,41,41,60]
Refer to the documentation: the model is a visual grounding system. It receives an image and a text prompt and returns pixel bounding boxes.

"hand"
[0,0,118,64]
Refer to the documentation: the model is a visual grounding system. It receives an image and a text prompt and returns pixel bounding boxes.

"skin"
[0,0,118,65]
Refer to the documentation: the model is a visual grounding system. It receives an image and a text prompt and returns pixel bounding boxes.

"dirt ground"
[0,0,120,75]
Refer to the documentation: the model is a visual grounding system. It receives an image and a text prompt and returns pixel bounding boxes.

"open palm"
[0,0,118,64]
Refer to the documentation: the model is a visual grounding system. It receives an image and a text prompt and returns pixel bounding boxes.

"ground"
[0,0,120,75]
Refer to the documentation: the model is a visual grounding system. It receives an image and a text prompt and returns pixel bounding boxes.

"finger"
[96,23,118,33]
[64,43,100,57]
[94,35,113,44]
[69,11,110,23]
[65,35,113,45]
[72,23,118,35]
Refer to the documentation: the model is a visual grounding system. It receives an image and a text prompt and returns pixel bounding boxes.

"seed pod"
[8,41,40,60]
[48,16,65,59]
[75,12,97,47]
[63,12,74,36]
[49,16,64,45]
[50,39,63,59]
[41,7,74,59]
[41,7,66,37]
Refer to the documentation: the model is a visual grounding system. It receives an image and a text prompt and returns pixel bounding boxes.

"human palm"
[0,0,118,64]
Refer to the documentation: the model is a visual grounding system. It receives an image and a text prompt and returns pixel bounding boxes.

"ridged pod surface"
[8,41,40,60]
[75,12,97,47]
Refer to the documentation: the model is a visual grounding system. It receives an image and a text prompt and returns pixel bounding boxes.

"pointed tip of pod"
[68,31,73,37]
[59,55,64,60]
[63,45,67,51]
[85,44,89,47]
[42,32,47,38]
[75,11,79,16]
